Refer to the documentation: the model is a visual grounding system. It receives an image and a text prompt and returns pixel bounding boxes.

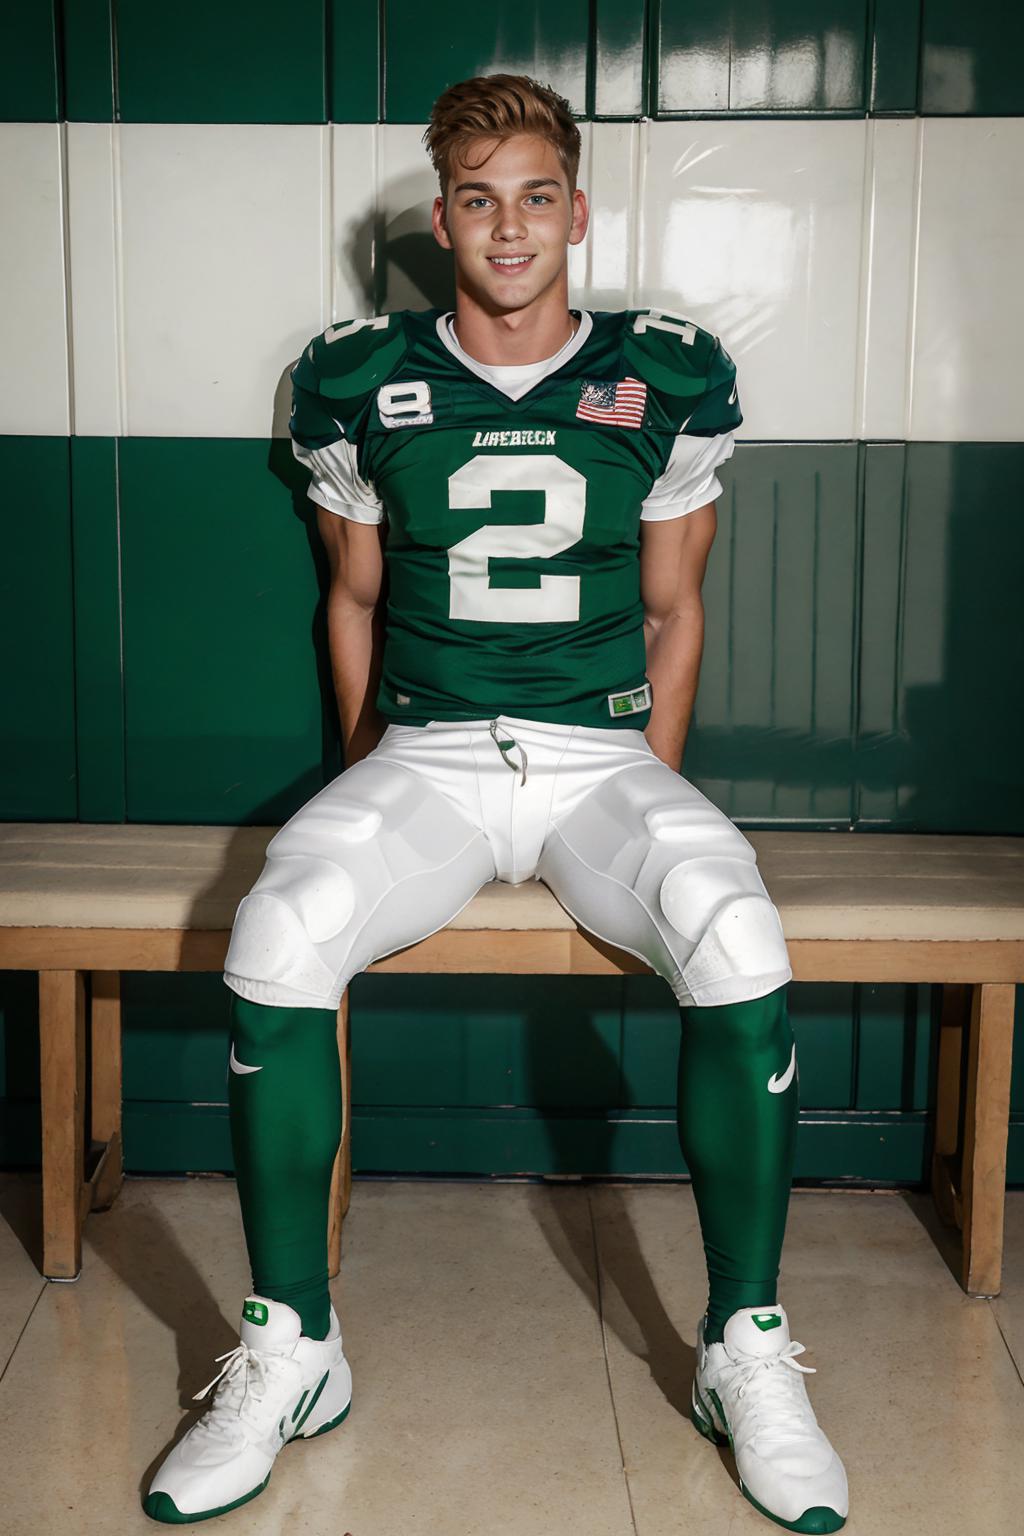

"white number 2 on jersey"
[447,455,586,623]
[632,308,697,345]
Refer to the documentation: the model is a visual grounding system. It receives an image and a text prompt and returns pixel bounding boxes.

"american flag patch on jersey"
[576,376,647,429]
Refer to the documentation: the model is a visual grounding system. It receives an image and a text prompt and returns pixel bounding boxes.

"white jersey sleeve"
[291,435,386,525]
[639,430,736,521]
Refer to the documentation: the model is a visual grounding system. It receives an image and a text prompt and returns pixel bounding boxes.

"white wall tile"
[66,124,121,437]
[910,118,1024,441]
[638,120,867,440]
[116,125,327,438]
[0,125,69,435]
[579,122,638,310]
[857,118,919,440]
[377,123,451,315]
[329,123,378,327]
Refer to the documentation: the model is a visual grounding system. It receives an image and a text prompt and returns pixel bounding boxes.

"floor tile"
[0,1173,46,1373]
[591,1184,1024,1534]
[0,1176,632,1536]
[991,1190,1024,1371]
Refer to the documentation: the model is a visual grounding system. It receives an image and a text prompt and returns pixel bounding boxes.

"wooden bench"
[0,823,1021,1296]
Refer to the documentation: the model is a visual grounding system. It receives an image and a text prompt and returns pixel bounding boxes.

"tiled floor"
[2,1176,1023,1534]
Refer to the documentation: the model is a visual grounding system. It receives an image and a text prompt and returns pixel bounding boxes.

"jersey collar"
[434,309,594,400]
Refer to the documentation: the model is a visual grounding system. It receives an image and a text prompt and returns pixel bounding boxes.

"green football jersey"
[289,307,741,730]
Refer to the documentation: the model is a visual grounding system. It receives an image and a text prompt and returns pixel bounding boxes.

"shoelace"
[190,1343,293,1444]
[489,719,529,785]
[720,1341,817,1446]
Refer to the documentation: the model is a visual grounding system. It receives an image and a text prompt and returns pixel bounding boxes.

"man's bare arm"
[317,504,389,766]
[639,502,717,773]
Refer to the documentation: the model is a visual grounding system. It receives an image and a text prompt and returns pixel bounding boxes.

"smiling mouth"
[487,255,534,270]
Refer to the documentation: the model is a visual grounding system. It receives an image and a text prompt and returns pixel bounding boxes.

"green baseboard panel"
[105,1101,937,1183]
[5,1101,1024,1188]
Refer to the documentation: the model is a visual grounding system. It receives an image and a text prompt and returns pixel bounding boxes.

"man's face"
[431,133,588,313]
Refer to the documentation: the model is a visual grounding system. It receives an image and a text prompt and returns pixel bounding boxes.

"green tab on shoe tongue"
[239,1294,302,1353]
[723,1305,791,1358]
[752,1312,783,1332]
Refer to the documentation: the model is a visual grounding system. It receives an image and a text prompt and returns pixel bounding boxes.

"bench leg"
[39,970,86,1280]
[960,982,1015,1297]
[327,988,352,1279]
[89,971,124,1211]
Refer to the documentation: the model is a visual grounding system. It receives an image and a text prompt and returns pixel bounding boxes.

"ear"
[431,195,453,251]
[568,187,589,248]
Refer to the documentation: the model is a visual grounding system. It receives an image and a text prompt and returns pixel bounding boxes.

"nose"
[492,203,527,242]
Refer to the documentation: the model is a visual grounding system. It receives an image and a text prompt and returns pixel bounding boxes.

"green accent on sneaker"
[142,1474,270,1524]
[742,1487,846,1533]
[298,1398,352,1440]
[291,1370,330,1436]
[242,1300,269,1326]
[752,1312,784,1331]
[291,1390,308,1423]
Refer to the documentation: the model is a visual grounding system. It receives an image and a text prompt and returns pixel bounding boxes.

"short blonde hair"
[424,73,581,198]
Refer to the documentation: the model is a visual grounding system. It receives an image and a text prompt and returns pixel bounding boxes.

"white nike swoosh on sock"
[229,1043,263,1075]
[767,1043,796,1094]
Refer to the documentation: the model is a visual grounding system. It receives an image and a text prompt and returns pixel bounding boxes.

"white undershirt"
[442,312,585,400]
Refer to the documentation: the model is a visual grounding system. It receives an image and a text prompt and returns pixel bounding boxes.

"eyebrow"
[452,177,562,195]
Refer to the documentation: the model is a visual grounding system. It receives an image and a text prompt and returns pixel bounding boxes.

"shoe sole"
[691,1380,845,1534]
[142,1394,352,1523]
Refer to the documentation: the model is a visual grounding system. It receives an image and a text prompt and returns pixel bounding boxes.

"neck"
[451,276,576,365]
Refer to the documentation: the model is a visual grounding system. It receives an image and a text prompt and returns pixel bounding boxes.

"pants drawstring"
[488,719,528,786]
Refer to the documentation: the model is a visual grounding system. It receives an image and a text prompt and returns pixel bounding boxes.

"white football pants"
[223,716,793,1011]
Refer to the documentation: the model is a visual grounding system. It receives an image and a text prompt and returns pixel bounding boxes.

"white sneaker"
[691,1304,848,1533]
[144,1295,352,1524]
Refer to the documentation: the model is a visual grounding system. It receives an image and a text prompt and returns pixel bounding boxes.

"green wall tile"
[114,0,327,124]
[897,444,1024,832]
[0,438,77,820]
[858,442,1024,833]
[382,0,591,123]
[329,0,379,123]
[691,445,858,825]
[855,982,936,1111]
[349,974,622,1108]
[0,2,60,122]
[655,0,868,116]
[118,439,334,822]
[70,438,125,820]
[869,0,921,114]
[593,0,648,118]
[63,0,114,122]
[922,1,1024,115]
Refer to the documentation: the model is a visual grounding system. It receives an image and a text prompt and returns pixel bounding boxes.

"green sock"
[227,994,341,1341]
[676,985,798,1346]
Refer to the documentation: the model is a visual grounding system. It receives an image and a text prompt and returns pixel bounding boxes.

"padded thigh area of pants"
[224,755,496,1003]
[538,758,790,1004]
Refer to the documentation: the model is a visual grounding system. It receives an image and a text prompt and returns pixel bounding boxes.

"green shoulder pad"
[621,308,742,437]
[289,313,412,446]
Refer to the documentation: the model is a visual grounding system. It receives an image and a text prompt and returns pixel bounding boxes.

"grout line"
[586,1187,641,1536]
[0,1282,49,1390]
[58,122,76,436]
[989,1303,1024,1394]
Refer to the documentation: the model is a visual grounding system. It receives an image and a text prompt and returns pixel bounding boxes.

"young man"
[145,74,848,1533]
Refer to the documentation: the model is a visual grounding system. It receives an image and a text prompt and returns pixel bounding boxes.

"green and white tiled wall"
[2,1,1023,1181]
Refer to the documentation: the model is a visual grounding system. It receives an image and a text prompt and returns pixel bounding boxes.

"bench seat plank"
[1,825,1023,943]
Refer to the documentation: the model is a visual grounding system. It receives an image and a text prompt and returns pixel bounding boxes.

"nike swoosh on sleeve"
[229,1043,263,1075]
[767,1043,796,1094]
